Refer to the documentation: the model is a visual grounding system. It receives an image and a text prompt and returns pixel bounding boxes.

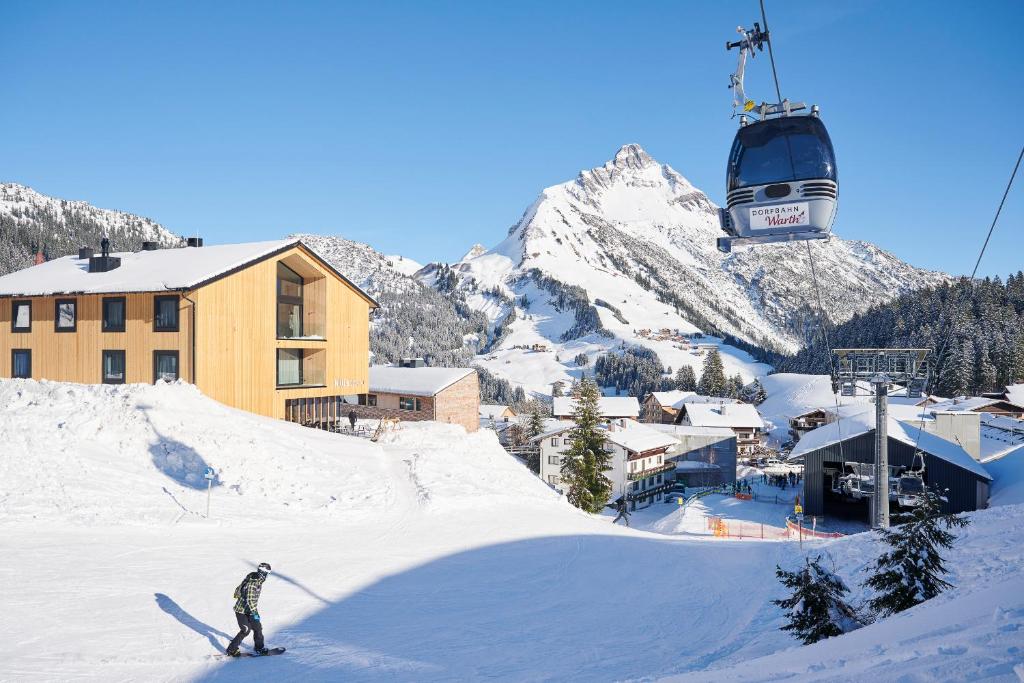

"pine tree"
[698,349,726,397]
[863,488,970,617]
[674,365,697,391]
[526,401,546,439]
[559,378,613,513]
[773,554,859,645]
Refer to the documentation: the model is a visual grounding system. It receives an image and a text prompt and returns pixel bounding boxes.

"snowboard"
[218,647,286,658]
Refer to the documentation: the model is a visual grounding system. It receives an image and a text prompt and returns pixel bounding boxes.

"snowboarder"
[226,562,272,656]
[348,409,357,430]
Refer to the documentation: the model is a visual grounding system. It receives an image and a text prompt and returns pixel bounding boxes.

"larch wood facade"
[0,242,375,420]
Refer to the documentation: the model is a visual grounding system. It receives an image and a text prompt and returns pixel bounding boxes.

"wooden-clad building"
[0,239,377,420]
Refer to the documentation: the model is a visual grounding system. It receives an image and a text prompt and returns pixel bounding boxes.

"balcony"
[627,462,675,481]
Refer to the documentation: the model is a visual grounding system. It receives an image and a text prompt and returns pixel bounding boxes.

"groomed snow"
[2,379,1023,682]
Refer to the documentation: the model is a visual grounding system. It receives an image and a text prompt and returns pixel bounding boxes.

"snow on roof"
[790,411,991,480]
[648,390,696,408]
[683,403,764,429]
[552,396,640,418]
[1006,384,1024,406]
[647,423,736,439]
[929,396,1020,413]
[0,240,300,296]
[531,420,576,442]
[369,366,476,397]
[601,421,678,453]
[479,404,512,418]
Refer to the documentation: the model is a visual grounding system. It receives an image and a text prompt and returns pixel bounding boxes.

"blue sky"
[3,1,1021,277]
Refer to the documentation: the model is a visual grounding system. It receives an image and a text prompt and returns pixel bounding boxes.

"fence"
[706,516,790,540]
[785,516,844,539]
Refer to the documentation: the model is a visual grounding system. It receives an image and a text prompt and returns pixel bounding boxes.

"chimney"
[78,247,94,260]
[186,237,204,248]
[141,241,159,251]
[88,237,121,273]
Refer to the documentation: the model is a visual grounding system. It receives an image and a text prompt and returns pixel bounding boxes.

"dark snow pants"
[227,612,264,651]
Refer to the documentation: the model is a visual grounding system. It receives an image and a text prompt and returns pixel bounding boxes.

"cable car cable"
[758,0,784,104]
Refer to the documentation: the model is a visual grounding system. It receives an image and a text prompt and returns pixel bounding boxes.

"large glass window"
[727,116,836,190]
[11,301,31,332]
[154,296,179,332]
[276,348,303,386]
[277,262,304,338]
[103,297,126,332]
[11,349,31,378]
[102,350,126,384]
[55,299,77,332]
[358,393,377,406]
[153,351,179,383]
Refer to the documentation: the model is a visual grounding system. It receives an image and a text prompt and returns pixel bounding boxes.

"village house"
[552,395,640,421]
[650,424,738,488]
[0,238,377,420]
[927,396,1024,420]
[480,404,517,424]
[675,401,765,456]
[641,390,696,424]
[348,365,480,432]
[535,418,678,510]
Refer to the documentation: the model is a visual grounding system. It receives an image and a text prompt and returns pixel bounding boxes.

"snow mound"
[0,380,387,525]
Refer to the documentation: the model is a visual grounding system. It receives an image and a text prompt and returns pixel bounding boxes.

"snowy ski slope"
[1,379,1022,682]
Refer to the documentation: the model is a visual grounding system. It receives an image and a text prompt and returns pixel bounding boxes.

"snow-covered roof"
[647,424,736,439]
[369,366,476,397]
[531,420,576,442]
[1006,384,1024,406]
[682,403,764,429]
[0,238,379,305]
[601,421,678,454]
[479,404,513,418]
[648,390,696,408]
[929,396,1020,413]
[552,396,640,418]
[790,411,991,481]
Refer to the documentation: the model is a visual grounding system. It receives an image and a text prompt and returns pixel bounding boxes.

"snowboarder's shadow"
[155,593,233,652]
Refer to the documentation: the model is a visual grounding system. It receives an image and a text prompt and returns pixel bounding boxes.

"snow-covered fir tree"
[559,379,612,513]
[674,365,697,391]
[773,554,859,645]
[863,487,970,617]
[697,349,726,397]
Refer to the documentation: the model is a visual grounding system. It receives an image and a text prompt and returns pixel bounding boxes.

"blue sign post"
[204,467,215,518]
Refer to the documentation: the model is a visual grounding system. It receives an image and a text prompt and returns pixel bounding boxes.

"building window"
[102,350,126,384]
[399,396,422,411]
[276,348,303,386]
[55,299,77,332]
[358,393,378,407]
[631,461,637,472]
[11,300,31,332]
[657,474,663,484]
[11,349,31,379]
[548,456,560,465]
[154,296,179,332]
[102,297,126,332]
[657,454,662,464]
[153,351,179,383]
[547,475,559,484]
[277,262,303,338]
[550,437,559,447]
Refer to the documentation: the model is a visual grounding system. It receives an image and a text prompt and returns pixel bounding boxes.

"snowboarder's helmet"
[258,562,272,574]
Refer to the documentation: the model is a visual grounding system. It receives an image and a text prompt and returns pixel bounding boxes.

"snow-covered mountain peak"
[461,243,488,261]
[611,143,656,170]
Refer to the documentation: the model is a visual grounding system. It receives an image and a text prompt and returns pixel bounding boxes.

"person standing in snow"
[226,562,272,656]
[348,409,357,430]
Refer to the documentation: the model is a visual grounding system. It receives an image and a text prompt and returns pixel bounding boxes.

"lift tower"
[832,349,931,529]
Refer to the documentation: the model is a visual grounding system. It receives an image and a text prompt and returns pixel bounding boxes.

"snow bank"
[0,379,393,525]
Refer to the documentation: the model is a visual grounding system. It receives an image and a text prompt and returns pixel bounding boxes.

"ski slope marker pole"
[203,467,215,518]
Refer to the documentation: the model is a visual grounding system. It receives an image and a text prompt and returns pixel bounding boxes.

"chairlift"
[717,20,838,252]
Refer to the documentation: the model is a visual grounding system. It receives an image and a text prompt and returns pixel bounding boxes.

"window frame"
[11,300,31,333]
[54,298,77,333]
[399,396,422,412]
[102,296,127,333]
[11,349,31,379]
[358,393,378,407]
[153,295,180,332]
[276,348,304,387]
[101,349,127,385]
[547,455,560,465]
[152,350,180,383]
[276,262,304,339]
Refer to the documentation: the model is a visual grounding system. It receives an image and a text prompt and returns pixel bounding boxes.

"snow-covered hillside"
[0,183,181,275]
[2,379,1023,681]
[438,145,946,394]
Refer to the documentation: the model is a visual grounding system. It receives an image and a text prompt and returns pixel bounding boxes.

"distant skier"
[226,562,272,656]
[348,409,357,430]
[612,496,630,527]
